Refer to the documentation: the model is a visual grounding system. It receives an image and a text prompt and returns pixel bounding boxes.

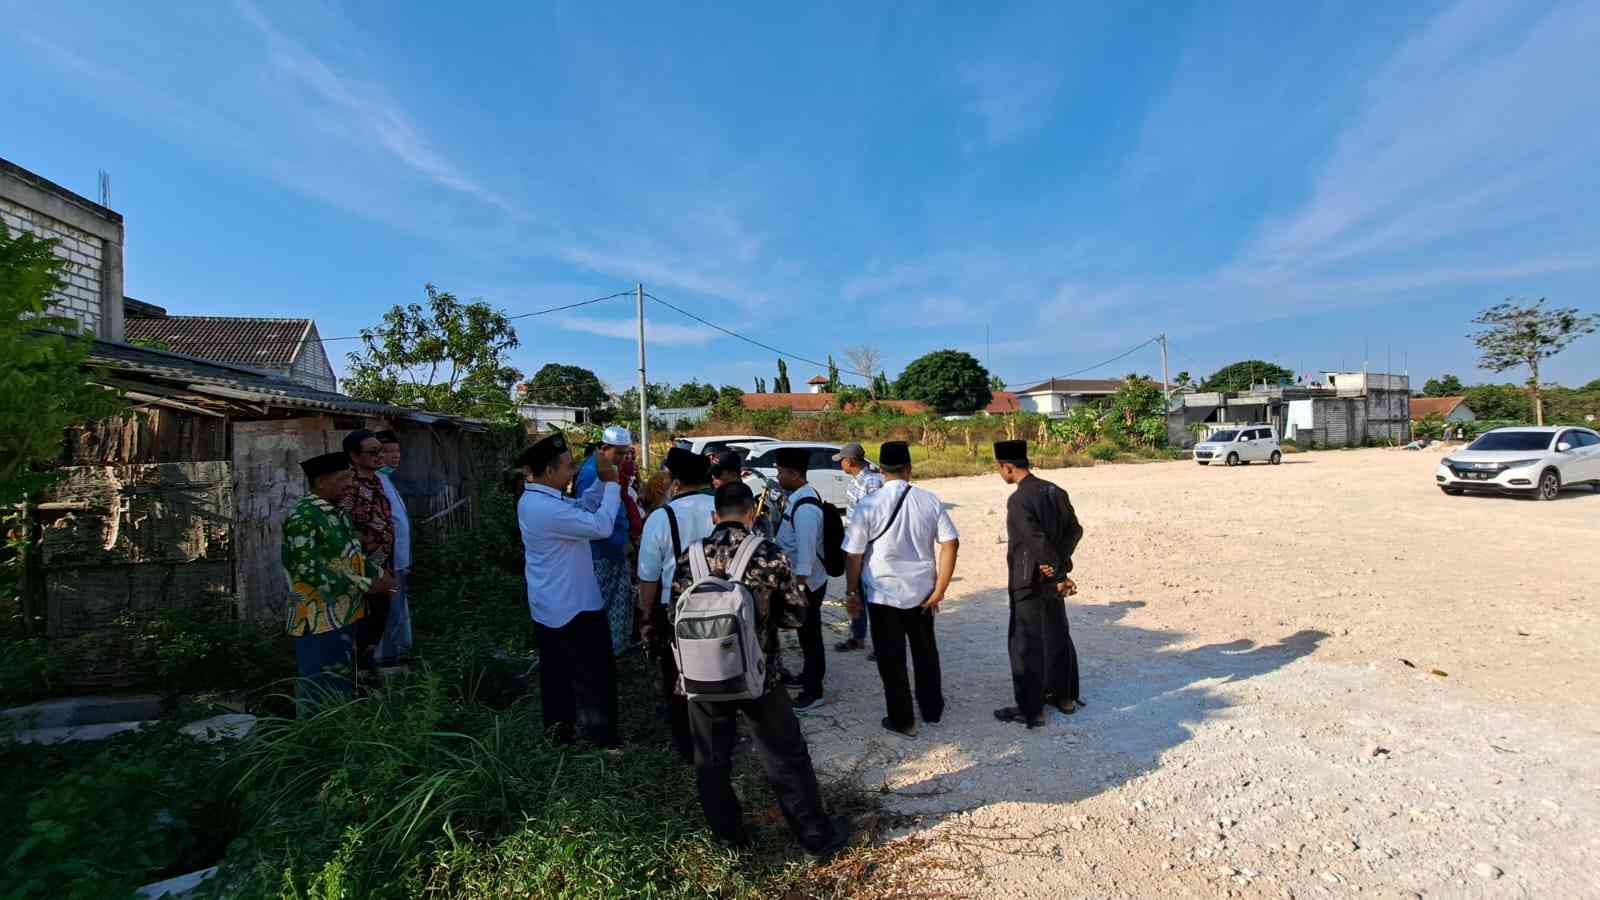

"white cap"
[601,425,633,446]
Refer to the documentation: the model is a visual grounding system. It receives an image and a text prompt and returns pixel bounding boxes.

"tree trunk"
[1529,357,1543,426]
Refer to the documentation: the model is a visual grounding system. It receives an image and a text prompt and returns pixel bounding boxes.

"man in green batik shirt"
[282,451,391,703]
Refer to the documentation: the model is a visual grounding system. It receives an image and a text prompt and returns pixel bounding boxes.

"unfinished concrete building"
[1170,372,1411,448]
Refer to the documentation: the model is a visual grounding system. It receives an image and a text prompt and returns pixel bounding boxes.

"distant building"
[806,375,829,394]
[739,392,928,417]
[519,403,588,433]
[124,313,337,392]
[1409,396,1476,424]
[1172,372,1412,448]
[1,157,125,341]
[1012,378,1134,415]
[984,391,1020,414]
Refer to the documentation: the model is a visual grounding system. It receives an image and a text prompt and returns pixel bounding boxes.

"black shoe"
[781,672,805,689]
[866,651,877,663]
[807,815,853,863]
[1052,699,1077,715]
[834,638,864,652]
[994,706,1046,729]
[792,692,826,713]
[881,716,917,738]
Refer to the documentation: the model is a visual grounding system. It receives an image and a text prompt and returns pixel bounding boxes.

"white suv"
[734,441,854,508]
[1436,426,1600,500]
[671,434,777,458]
[1193,426,1282,467]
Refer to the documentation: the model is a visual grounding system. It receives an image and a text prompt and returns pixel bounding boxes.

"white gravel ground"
[786,446,1600,898]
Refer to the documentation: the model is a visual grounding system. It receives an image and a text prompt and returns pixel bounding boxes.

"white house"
[1013,378,1133,415]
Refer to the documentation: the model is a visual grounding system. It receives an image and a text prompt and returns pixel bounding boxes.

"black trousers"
[534,609,620,747]
[649,604,693,762]
[867,602,944,729]
[687,687,835,854]
[796,584,827,695]
[353,591,392,668]
[1008,587,1080,718]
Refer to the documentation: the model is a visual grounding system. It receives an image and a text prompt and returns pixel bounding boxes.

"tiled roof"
[806,375,829,384]
[985,391,1020,413]
[124,316,313,368]
[1410,396,1466,419]
[1013,377,1131,395]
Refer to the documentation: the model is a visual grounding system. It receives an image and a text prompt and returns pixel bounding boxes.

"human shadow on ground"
[821,594,1327,829]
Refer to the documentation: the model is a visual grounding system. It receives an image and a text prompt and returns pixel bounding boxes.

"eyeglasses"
[356,447,383,456]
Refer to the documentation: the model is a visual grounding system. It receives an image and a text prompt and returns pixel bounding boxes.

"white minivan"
[1194,426,1282,467]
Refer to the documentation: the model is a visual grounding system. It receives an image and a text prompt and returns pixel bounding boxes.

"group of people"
[282,430,413,701]
[513,431,1086,855]
[281,425,1085,857]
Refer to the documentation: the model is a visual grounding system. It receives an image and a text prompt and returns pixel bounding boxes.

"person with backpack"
[636,447,718,760]
[668,482,849,859]
[772,447,839,712]
[843,441,959,738]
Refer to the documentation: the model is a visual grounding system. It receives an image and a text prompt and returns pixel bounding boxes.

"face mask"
[378,466,394,476]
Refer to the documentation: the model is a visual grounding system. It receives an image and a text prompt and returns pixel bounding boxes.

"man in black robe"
[992,440,1085,728]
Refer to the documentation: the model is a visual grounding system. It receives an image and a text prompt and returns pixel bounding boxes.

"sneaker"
[834,638,864,652]
[881,716,917,738]
[792,692,826,713]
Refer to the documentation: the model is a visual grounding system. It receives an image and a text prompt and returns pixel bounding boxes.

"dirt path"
[789,447,1600,898]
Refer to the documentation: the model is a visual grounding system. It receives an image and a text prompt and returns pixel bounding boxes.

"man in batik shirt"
[283,452,390,706]
[339,429,394,671]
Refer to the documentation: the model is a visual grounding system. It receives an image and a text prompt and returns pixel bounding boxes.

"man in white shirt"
[635,447,717,760]
[833,442,882,655]
[773,446,829,711]
[516,432,622,748]
[374,430,412,665]
[844,441,959,738]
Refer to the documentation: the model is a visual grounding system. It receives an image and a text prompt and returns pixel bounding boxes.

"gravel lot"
[790,446,1599,898]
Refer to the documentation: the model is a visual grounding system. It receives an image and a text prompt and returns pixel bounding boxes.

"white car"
[1193,426,1282,467]
[671,434,777,458]
[734,441,854,509]
[1436,426,1600,500]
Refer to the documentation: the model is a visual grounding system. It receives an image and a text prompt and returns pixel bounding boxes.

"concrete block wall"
[0,160,125,342]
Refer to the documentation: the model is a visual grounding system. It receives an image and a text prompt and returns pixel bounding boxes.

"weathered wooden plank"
[46,561,232,638]
[37,462,233,568]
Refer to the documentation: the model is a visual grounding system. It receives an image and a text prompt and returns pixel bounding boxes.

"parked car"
[734,441,854,508]
[1436,426,1600,500]
[671,434,777,458]
[1193,426,1282,467]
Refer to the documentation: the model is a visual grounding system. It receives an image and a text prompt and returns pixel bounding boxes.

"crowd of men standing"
[282,425,1084,858]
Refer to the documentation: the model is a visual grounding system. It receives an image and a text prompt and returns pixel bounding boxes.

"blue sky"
[6,0,1598,391]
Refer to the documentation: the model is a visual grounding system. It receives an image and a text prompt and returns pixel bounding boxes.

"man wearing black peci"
[992,440,1086,728]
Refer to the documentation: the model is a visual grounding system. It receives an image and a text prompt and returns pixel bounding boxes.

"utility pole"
[636,283,649,471]
[1159,332,1170,401]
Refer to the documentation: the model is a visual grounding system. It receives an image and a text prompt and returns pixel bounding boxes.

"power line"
[643,292,876,381]
[123,290,636,350]
[997,335,1164,389]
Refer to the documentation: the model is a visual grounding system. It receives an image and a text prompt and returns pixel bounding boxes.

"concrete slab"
[179,714,256,742]
[137,865,217,898]
[2,694,164,729]
[11,720,151,744]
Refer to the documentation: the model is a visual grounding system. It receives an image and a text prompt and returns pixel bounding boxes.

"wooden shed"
[32,340,496,641]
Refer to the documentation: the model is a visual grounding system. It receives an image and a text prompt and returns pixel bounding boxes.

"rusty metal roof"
[124,315,315,368]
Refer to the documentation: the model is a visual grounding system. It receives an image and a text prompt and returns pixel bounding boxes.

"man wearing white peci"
[843,440,959,738]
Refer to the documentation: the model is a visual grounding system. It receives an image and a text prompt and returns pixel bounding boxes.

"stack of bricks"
[2,196,105,336]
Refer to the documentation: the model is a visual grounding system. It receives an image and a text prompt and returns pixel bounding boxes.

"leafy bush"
[1087,440,1120,462]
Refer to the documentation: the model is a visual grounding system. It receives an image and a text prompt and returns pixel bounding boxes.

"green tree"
[1106,378,1167,448]
[988,375,1007,391]
[1461,383,1533,421]
[1422,374,1464,397]
[523,363,609,411]
[872,371,894,399]
[344,284,522,421]
[1199,360,1294,392]
[1174,371,1192,386]
[615,382,669,422]
[895,349,993,414]
[1,224,124,508]
[824,355,841,394]
[1469,299,1599,425]
[774,358,792,393]
[662,380,719,408]
[753,376,766,394]
[843,345,882,395]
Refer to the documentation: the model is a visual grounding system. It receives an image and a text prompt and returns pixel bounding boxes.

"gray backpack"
[672,535,767,702]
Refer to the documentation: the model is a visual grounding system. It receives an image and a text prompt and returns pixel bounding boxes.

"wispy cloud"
[957,56,1063,145]
[558,244,770,311]
[234,0,507,209]
[556,315,718,347]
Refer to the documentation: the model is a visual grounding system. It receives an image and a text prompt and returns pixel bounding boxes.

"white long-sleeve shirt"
[636,491,716,607]
[517,478,621,627]
[377,472,411,573]
[776,482,829,591]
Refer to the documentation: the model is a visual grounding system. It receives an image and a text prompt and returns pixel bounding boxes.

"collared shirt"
[844,467,884,526]
[636,490,716,607]
[377,472,411,573]
[775,482,829,591]
[517,477,621,628]
[338,470,394,575]
[281,495,379,636]
[1005,473,1083,598]
[843,480,959,610]
[669,521,809,695]
[575,454,631,560]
